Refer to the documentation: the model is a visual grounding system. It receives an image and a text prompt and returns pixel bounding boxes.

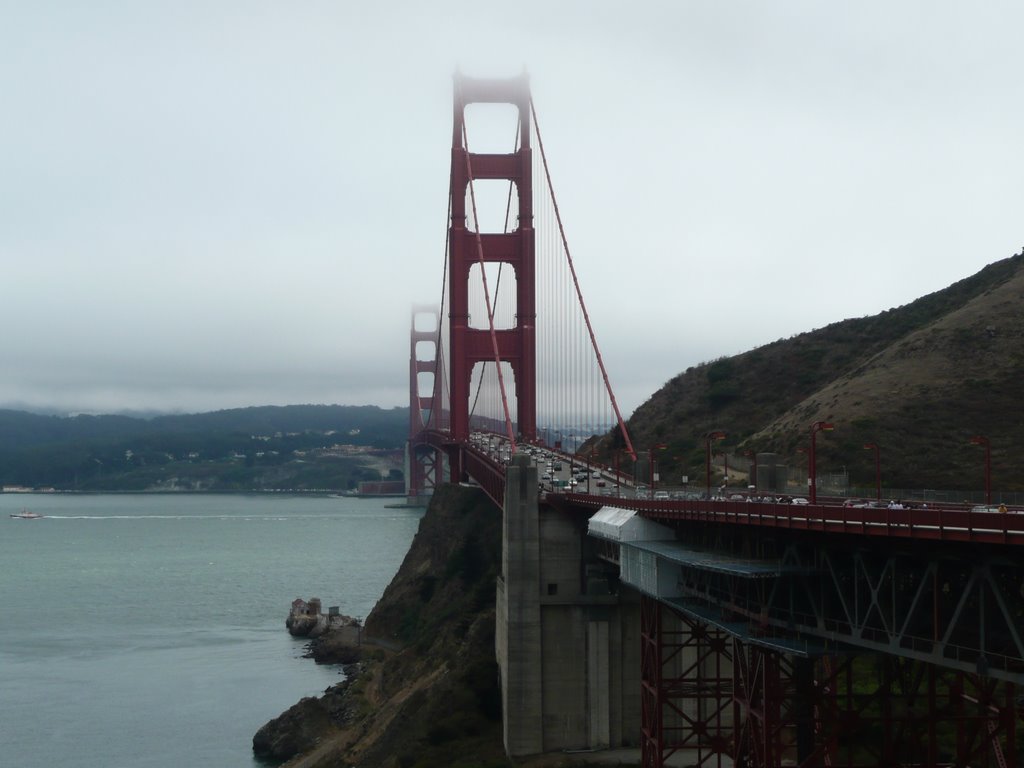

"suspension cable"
[427,167,455,432]
[530,97,636,461]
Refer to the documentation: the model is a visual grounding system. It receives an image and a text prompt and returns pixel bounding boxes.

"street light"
[614,450,623,498]
[705,431,726,498]
[743,450,757,493]
[809,421,834,504]
[864,442,880,501]
[863,443,881,502]
[615,449,637,498]
[969,435,991,504]
[649,444,667,493]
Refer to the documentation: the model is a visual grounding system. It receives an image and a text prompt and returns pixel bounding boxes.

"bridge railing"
[463,445,506,508]
[556,493,1024,546]
[414,428,508,508]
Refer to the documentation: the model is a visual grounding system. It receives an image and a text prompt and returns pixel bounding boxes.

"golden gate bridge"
[406,72,1023,768]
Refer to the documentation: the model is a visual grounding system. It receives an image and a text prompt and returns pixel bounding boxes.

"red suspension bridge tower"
[448,73,536,445]
[407,72,636,501]
[407,305,442,505]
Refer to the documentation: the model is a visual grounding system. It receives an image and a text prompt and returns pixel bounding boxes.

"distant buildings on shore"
[355,480,405,497]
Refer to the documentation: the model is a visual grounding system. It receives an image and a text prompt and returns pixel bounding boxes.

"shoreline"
[0,489,403,497]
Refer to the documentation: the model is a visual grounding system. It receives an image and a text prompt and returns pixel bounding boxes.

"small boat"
[9,509,44,519]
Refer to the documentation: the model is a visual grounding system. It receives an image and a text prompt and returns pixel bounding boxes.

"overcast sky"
[2,1,1021,417]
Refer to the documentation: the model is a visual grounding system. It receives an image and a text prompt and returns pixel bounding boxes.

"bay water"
[0,493,423,767]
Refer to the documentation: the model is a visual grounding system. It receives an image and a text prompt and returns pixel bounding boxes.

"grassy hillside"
[609,250,1024,491]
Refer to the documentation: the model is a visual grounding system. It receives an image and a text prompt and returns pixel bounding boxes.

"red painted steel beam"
[456,230,525,261]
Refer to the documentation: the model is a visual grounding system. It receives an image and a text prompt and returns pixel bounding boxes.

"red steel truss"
[641,594,1020,767]
[641,595,733,767]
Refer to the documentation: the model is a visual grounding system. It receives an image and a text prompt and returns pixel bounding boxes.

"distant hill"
[609,250,1024,492]
[0,405,409,491]
[0,405,408,450]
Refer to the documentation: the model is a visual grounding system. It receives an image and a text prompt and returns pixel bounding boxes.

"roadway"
[468,430,1022,514]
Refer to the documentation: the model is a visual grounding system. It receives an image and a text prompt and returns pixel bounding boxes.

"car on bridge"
[971,504,1014,513]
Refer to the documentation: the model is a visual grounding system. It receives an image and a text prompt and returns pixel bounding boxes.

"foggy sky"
[2,1,1021,416]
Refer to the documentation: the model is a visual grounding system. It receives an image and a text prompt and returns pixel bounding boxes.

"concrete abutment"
[497,453,641,758]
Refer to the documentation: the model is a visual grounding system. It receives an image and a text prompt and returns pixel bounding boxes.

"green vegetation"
[0,404,408,491]
[334,485,508,768]
[612,251,1024,491]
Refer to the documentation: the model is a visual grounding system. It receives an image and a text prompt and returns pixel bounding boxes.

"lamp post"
[809,421,834,504]
[649,444,667,493]
[743,450,757,493]
[970,435,991,504]
[705,431,726,499]
[863,443,881,502]
[614,450,622,498]
[617,449,636,498]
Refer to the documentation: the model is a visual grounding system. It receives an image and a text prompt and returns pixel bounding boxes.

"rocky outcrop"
[252,695,339,762]
[305,624,368,664]
[254,483,507,768]
[286,597,361,639]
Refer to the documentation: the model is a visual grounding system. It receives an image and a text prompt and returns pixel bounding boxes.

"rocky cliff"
[254,483,508,768]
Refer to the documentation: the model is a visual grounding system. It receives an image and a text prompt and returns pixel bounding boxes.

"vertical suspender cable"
[433,174,454,433]
[530,97,637,461]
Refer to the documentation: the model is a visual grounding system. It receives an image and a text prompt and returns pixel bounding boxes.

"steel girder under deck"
[641,595,733,767]
[672,531,1024,685]
[642,598,1020,767]
[625,522,1024,767]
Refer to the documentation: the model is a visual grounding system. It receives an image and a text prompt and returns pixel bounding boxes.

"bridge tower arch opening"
[467,261,517,332]
[468,360,520,436]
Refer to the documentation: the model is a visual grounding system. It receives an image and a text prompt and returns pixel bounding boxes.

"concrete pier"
[497,453,640,758]
[496,453,544,756]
